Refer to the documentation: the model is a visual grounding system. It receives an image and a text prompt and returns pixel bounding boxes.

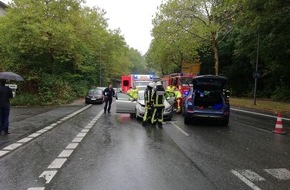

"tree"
[0,0,131,104]
[149,0,240,75]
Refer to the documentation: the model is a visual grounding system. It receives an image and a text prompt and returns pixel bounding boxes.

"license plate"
[91,98,96,100]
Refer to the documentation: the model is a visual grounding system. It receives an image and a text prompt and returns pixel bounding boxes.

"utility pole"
[99,48,101,87]
[253,33,260,105]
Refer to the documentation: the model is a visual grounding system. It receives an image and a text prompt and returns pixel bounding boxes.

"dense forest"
[0,0,289,105]
[147,0,290,100]
[0,0,148,105]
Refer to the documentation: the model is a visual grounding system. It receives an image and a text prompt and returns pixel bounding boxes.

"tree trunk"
[211,32,219,76]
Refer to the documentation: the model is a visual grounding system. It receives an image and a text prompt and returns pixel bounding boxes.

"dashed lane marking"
[28,109,104,189]
[66,143,79,149]
[3,143,22,150]
[232,168,290,189]
[237,170,265,181]
[0,150,9,157]
[169,121,190,136]
[264,168,290,180]
[48,158,67,169]
[58,150,74,158]
[231,170,262,190]
[27,187,45,190]
[0,105,92,158]
[39,170,58,184]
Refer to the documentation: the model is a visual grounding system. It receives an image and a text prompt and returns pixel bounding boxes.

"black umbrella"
[0,72,24,81]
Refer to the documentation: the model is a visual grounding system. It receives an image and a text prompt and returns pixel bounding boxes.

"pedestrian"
[0,79,13,135]
[142,82,155,126]
[103,84,115,114]
[151,81,165,128]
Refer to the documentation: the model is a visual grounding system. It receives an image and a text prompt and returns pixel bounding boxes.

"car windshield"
[89,89,102,95]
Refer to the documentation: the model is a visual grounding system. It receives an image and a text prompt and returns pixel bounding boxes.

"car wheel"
[221,117,229,126]
[166,116,172,121]
[184,116,190,125]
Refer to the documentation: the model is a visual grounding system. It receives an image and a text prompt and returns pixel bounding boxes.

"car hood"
[193,75,227,91]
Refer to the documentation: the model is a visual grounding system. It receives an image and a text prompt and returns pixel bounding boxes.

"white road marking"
[169,121,189,136]
[231,108,290,121]
[58,150,74,158]
[48,158,67,169]
[238,170,265,181]
[66,143,79,149]
[44,126,53,130]
[264,168,290,180]
[231,170,262,190]
[27,187,45,190]
[39,170,58,184]
[17,137,33,143]
[77,133,87,137]
[0,150,9,157]
[28,106,103,189]
[72,137,83,142]
[37,129,49,133]
[3,143,22,150]
[81,129,89,133]
[28,133,41,138]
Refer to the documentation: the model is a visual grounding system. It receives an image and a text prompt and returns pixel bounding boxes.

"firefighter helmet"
[148,82,155,88]
[156,81,162,86]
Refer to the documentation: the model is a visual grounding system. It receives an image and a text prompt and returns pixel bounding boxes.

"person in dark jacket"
[0,79,13,135]
[103,84,115,114]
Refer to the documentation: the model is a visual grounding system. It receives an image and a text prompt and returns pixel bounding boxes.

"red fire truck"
[161,73,195,97]
[121,74,154,92]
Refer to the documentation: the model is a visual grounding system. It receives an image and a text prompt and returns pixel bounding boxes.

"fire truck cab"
[162,73,194,97]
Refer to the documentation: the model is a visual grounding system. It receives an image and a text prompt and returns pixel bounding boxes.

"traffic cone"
[273,112,286,134]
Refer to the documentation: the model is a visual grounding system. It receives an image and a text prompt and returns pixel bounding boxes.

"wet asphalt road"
[0,100,290,190]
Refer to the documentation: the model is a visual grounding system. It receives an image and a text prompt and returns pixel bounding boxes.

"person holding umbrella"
[0,71,24,135]
[0,79,13,135]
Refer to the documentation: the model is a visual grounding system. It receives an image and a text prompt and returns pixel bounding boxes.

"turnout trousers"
[151,107,164,127]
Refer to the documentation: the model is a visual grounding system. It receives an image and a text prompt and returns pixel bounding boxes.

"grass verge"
[230,97,290,116]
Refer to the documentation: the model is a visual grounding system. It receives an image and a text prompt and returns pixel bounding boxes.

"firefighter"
[127,87,138,100]
[142,82,155,126]
[174,86,182,113]
[165,84,174,98]
[151,81,165,128]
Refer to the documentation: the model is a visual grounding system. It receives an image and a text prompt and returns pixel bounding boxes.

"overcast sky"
[2,0,163,55]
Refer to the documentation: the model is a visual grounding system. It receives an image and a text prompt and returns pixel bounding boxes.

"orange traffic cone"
[273,112,286,134]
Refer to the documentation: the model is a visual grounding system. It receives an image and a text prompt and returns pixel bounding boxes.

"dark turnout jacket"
[0,85,13,108]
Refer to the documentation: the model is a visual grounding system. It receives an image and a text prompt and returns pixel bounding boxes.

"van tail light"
[223,111,229,115]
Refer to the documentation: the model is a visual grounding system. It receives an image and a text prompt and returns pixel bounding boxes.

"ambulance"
[121,74,154,92]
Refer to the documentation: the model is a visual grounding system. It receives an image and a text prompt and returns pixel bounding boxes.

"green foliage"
[11,93,41,106]
[147,0,290,101]
[0,0,140,105]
